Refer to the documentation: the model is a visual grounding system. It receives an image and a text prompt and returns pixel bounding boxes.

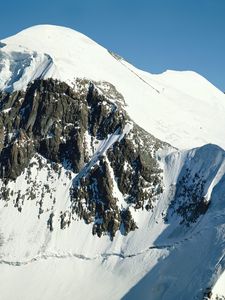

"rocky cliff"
[0,78,165,239]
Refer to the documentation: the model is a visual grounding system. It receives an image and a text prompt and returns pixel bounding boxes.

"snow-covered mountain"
[0,24,225,300]
[1,25,225,150]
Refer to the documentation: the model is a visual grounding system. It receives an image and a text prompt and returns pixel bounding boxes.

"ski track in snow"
[1,25,225,299]
[2,24,225,150]
[0,246,170,267]
[114,56,161,94]
[0,220,217,267]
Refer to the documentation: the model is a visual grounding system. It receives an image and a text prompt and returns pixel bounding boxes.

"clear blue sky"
[1,0,225,91]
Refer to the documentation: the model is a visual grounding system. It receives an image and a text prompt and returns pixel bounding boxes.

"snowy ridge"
[1,142,225,299]
[123,144,225,299]
[1,24,225,149]
[72,123,132,185]
[0,50,58,92]
[0,24,225,299]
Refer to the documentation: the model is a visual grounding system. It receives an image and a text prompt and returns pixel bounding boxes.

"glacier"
[0,25,225,300]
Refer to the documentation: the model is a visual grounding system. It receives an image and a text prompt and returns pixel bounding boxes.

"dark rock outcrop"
[167,168,210,225]
[0,78,164,238]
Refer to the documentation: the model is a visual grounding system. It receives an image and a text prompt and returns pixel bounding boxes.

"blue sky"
[1,0,225,91]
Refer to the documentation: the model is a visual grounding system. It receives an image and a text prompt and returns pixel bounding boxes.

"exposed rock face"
[0,79,128,179]
[0,78,165,238]
[71,156,123,239]
[166,167,210,225]
[0,77,212,238]
[107,125,163,210]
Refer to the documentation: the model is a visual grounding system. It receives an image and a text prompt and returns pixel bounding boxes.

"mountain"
[2,25,225,150]
[0,24,225,300]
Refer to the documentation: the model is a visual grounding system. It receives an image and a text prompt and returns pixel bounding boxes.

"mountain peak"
[1,25,225,150]
[2,24,98,51]
[1,24,225,300]
[1,24,119,93]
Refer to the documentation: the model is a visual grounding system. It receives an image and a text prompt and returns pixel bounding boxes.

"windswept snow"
[1,143,225,299]
[1,24,225,300]
[1,24,225,149]
[0,50,57,92]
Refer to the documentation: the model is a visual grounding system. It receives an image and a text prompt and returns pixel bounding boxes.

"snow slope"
[123,144,225,299]
[1,24,225,150]
[1,24,225,299]
[1,143,225,299]
[212,270,225,299]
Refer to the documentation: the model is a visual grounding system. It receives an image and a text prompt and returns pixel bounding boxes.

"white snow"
[1,24,225,150]
[0,24,225,300]
[212,270,225,299]
[0,143,225,299]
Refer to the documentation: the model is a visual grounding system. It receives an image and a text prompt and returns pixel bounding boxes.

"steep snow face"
[123,144,225,300]
[0,50,56,92]
[1,144,225,300]
[1,24,225,300]
[1,24,225,150]
[212,270,225,299]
